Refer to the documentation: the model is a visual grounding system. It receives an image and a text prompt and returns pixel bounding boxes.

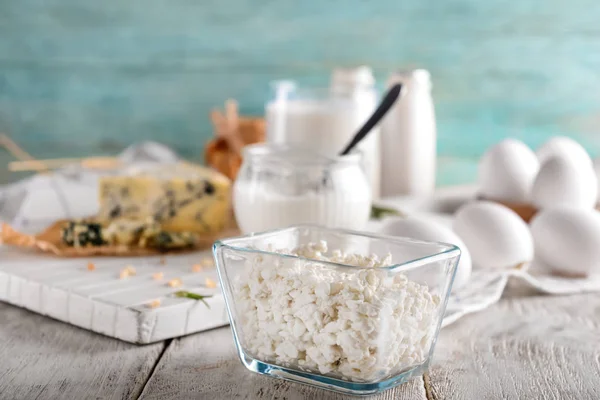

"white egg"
[478,139,539,203]
[536,136,592,168]
[380,217,472,292]
[453,201,534,269]
[530,156,597,209]
[530,207,600,277]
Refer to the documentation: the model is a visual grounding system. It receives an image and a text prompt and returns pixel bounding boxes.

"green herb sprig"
[371,205,404,220]
[174,290,213,308]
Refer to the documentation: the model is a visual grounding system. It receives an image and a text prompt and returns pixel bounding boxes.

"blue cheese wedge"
[97,162,231,234]
[61,218,199,251]
[102,218,159,245]
[62,221,107,247]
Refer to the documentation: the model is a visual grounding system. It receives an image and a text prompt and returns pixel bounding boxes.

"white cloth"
[443,270,508,327]
[508,261,600,295]
[0,141,178,230]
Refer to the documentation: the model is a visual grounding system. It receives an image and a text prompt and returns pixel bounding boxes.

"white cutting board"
[0,244,227,344]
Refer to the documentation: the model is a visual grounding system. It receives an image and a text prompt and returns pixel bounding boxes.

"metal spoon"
[339,83,403,156]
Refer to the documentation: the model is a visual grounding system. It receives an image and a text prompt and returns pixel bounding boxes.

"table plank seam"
[423,372,435,400]
[134,339,172,400]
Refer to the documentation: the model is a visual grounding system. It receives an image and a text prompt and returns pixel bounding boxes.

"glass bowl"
[213,225,460,396]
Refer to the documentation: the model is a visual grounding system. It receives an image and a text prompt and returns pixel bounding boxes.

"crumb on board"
[147,299,161,309]
[87,262,96,271]
[119,265,137,279]
[201,258,215,268]
[192,264,203,273]
[152,272,164,281]
[514,262,527,270]
[168,278,183,288]
[160,256,166,265]
[205,277,217,288]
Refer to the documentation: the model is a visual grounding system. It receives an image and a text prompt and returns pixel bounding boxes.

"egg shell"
[379,217,472,292]
[453,201,534,269]
[530,207,600,277]
[478,139,539,203]
[536,136,592,168]
[531,156,597,210]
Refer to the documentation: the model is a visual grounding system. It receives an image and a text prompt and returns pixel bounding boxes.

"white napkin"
[508,261,600,295]
[0,141,178,230]
[443,270,508,327]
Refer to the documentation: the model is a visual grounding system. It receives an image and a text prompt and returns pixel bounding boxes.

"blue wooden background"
[2,0,600,185]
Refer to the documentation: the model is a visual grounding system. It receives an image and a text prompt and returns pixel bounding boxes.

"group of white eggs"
[479,136,598,209]
[381,136,600,292]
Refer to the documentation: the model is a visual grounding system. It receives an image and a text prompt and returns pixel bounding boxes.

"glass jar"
[233,144,371,234]
[265,77,381,199]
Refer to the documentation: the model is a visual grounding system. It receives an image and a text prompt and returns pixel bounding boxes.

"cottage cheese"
[233,241,441,382]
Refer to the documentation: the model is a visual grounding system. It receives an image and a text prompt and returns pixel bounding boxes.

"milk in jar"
[265,67,381,198]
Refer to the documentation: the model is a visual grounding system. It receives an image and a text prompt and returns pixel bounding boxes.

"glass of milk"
[233,143,372,234]
[265,68,381,198]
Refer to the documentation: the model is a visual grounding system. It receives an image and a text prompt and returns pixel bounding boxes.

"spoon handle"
[339,83,403,156]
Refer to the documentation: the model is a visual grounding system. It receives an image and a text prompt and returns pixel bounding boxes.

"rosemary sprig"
[174,290,213,308]
[371,204,404,220]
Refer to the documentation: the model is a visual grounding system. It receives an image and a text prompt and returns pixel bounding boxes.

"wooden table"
[1,284,599,400]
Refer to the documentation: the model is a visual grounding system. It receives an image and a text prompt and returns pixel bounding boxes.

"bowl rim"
[213,224,461,273]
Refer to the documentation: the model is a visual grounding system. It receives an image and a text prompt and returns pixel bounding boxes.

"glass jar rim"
[269,80,375,102]
[242,143,362,167]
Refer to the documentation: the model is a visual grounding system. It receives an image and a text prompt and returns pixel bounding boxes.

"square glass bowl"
[213,225,460,396]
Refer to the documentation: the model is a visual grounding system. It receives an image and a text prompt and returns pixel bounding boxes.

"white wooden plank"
[115,306,143,342]
[41,286,69,319]
[427,289,600,400]
[0,271,9,301]
[139,326,427,400]
[0,302,164,400]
